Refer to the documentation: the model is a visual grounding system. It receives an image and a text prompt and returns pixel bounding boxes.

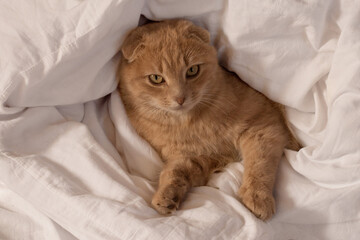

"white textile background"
[0,0,359,239]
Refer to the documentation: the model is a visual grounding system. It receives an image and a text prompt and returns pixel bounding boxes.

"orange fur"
[117,19,300,220]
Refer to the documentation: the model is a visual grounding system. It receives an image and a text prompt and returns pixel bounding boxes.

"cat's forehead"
[146,27,188,49]
[145,20,191,38]
[144,31,206,64]
[145,42,203,74]
[122,20,216,69]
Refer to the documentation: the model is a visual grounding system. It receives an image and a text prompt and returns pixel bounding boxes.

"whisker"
[198,100,229,117]
[201,92,238,109]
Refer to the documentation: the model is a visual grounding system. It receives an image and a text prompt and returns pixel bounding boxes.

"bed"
[1,0,359,239]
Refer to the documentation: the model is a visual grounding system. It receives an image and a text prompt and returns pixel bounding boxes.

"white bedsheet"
[1,0,359,239]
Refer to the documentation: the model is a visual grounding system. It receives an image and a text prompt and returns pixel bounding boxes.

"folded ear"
[121,28,146,63]
[186,24,210,43]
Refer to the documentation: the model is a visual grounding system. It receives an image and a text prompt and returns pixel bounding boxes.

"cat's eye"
[186,65,200,78]
[149,74,164,84]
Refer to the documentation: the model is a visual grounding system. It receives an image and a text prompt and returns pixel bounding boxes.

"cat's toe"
[238,185,275,221]
[151,193,180,215]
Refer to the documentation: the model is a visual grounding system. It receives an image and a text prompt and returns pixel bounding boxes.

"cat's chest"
[141,118,238,161]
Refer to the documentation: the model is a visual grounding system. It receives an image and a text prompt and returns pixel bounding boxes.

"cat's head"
[118,19,218,115]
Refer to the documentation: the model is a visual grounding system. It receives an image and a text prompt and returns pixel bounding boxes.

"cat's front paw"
[238,185,275,221]
[151,188,181,215]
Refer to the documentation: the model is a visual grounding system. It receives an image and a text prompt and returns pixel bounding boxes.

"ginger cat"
[117,19,300,220]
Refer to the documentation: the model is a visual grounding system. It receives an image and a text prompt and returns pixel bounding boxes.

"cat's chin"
[169,106,190,113]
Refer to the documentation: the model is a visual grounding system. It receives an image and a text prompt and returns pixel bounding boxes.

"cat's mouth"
[168,100,199,113]
[170,104,190,112]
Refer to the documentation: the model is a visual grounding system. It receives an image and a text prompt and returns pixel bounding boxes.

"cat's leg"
[151,157,210,214]
[237,126,286,220]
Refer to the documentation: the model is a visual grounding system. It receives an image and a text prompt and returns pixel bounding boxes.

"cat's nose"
[176,96,185,105]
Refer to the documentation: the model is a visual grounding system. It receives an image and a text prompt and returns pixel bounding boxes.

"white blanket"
[1,0,359,239]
